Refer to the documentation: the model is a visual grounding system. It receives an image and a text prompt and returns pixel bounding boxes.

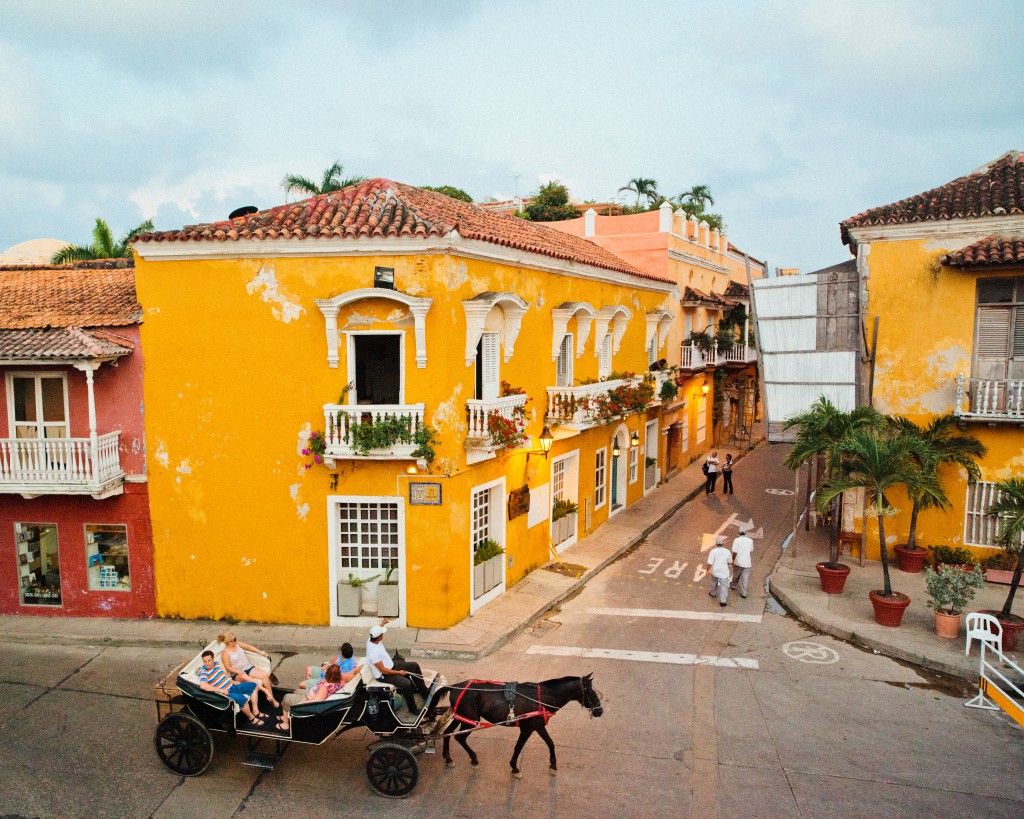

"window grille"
[595,449,607,508]
[471,486,491,549]
[337,501,399,570]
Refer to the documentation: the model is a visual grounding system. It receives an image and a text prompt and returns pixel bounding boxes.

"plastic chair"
[965,613,1002,656]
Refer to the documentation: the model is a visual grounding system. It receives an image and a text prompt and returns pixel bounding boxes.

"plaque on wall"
[507,485,531,520]
[409,482,442,506]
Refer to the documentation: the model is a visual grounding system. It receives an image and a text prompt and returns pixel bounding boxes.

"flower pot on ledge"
[815,562,851,594]
[869,590,911,627]
[894,544,927,573]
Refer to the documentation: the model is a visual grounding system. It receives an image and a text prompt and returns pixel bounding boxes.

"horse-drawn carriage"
[153,642,602,798]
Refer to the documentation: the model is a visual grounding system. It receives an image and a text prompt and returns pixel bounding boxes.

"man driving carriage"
[366,621,431,713]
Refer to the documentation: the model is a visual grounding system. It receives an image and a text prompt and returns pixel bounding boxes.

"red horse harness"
[451,680,555,728]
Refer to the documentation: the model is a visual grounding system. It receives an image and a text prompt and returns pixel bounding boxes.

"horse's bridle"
[580,677,603,717]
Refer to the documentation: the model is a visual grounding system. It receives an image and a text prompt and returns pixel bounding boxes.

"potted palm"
[924,564,986,639]
[377,562,400,618]
[783,398,883,594]
[982,478,1024,650]
[816,426,936,626]
[889,415,985,573]
[337,572,379,617]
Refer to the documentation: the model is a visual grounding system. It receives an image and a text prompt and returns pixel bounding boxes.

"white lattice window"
[595,449,607,508]
[471,486,492,548]
[964,481,1024,548]
[337,501,400,570]
[552,458,566,502]
[628,445,638,484]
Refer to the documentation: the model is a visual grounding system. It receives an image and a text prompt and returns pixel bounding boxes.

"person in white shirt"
[366,620,431,712]
[706,535,733,607]
[705,451,720,495]
[730,528,754,598]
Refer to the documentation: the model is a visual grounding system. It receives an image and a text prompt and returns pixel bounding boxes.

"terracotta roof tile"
[135,179,670,284]
[723,281,749,299]
[0,262,141,329]
[0,327,134,360]
[681,286,734,308]
[841,151,1024,247]
[941,235,1024,269]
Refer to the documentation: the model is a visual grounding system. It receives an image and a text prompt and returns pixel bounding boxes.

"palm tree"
[989,478,1024,620]
[281,161,367,199]
[816,428,938,597]
[51,217,155,263]
[618,177,658,209]
[783,397,883,567]
[679,184,715,211]
[889,414,986,550]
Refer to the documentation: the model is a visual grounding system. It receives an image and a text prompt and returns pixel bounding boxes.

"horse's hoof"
[549,767,557,777]
[445,761,455,769]
[471,760,479,768]
[512,770,523,780]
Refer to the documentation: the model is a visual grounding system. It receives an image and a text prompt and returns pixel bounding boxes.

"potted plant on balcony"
[815,425,934,626]
[980,478,1024,650]
[487,410,527,450]
[551,499,578,545]
[377,562,400,618]
[925,564,986,639]
[658,376,679,403]
[337,572,379,617]
[473,538,504,597]
[889,415,985,573]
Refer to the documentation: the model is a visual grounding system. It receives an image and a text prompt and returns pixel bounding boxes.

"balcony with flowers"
[466,382,529,459]
[546,372,656,431]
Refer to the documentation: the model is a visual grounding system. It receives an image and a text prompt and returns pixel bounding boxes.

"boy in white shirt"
[707,536,733,607]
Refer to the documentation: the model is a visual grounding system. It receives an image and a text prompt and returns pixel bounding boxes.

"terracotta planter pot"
[933,609,961,640]
[984,569,1024,588]
[894,544,927,573]
[980,611,1024,651]
[869,590,911,627]
[816,562,851,594]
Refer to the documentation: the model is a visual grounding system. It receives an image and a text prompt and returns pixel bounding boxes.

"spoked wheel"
[154,712,213,776]
[365,743,419,798]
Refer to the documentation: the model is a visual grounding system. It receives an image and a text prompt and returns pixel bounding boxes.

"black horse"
[440,674,602,777]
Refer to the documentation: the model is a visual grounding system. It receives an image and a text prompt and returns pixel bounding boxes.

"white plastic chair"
[965,613,1002,656]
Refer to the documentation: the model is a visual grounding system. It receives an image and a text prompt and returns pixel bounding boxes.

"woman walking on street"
[722,453,734,495]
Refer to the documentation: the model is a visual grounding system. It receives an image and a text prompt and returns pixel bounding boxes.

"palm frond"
[50,244,98,264]
[989,477,1024,552]
[281,174,320,197]
[92,218,117,257]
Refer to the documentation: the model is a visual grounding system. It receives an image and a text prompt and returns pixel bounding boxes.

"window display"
[15,523,61,606]
[85,524,131,591]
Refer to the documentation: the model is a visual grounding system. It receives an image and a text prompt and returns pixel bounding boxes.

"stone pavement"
[769,523,1022,681]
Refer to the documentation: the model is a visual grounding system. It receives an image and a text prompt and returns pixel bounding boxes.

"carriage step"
[242,751,278,770]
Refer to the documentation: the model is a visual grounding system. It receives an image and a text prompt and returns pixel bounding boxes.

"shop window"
[15,523,61,606]
[85,524,131,591]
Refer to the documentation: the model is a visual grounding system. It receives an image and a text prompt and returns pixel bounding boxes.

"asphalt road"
[2,444,1023,817]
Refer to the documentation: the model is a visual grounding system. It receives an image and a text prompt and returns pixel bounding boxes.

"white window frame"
[478,331,501,401]
[628,443,638,484]
[594,447,607,509]
[964,481,1023,549]
[599,333,613,380]
[327,495,406,627]
[6,372,69,439]
[556,333,574,387]
[344,331,406,405]
[644,419,659,494]
[549,450,580,552]
[470,476,507,612]
[696,395,707,444]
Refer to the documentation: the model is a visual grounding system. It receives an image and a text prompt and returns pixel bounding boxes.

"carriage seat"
[366,669,445,713]
[175,639,272,713]
[290,660,374,718]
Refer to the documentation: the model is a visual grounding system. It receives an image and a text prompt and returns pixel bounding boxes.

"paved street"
[2,445,1022,817]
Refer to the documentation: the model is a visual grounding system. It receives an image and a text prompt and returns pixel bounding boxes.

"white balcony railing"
[954,374,1024,422]
[679,343,707,369]
[0,432,124,496]
[323,403,426,462]
[546,376,640,428]
[722,341,756,363]
[466,393,529,448]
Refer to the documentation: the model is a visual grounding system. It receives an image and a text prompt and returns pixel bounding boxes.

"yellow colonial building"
[841,150,1024,559]
[132,180,680,628]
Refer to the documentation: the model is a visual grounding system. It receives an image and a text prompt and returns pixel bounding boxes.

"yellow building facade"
[133,180,680,628]
[841,151,1024,560]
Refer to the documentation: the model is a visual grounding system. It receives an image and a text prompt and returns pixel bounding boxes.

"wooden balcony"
[954,374,1024,424]
[0,432,124,498]
[322,404,426,465]
[466,394,529,451]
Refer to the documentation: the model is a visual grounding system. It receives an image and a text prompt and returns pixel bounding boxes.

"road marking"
[527,644,759,669]
[766,488,794,495]
[700,512,763,554]
[588,606,762,623]
[783,641,839,664]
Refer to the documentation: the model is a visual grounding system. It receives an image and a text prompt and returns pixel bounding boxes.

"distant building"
[0,239,70,266]
[479,199,624,217]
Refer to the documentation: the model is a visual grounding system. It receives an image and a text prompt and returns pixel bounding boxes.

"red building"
[0,260,155,617]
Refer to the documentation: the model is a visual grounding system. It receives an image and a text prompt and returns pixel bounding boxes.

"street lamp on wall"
[527,425,554,462]
[612,441,621,458]
[701,381,710,395]
[630,431,639,448]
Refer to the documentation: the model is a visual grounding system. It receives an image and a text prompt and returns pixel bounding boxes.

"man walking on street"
[705,451,719,495]
[722,453,734,495]
[707,535,732,607]
[730,527,754,598]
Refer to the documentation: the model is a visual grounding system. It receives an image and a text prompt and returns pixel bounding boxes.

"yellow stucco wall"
[135,249,675,627]
[856,238,1024,560]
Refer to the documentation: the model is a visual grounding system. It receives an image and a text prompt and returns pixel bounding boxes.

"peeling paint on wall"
[246,265,306,323]
[342,311,375,329]
[242,557,255,567]
[154,441,169,469]
[448,261,468,289]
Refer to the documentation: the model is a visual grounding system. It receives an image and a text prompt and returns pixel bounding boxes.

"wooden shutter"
[557,334,573,387]
[599,333,612,379]
[481,333,500,400]
[975,307,1010,380]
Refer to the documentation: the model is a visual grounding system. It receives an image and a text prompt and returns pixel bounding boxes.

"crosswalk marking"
[526,644,759,669]
[588,606,762,623]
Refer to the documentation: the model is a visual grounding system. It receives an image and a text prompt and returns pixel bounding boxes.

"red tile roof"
[0,262,142,329]
[681,286,734,308]
[842,151,1024,247]
[0,327,134,361]
[941,235,1024,269]
[723,281,750,299]
[134,179,670,283]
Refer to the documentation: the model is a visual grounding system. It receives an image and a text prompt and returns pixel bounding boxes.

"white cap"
[716,535,725,545]
[369,624,387,639]
[738,528,746,535]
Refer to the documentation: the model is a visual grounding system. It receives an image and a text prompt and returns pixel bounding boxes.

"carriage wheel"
[154,712,213,777]
[366,743,419,798]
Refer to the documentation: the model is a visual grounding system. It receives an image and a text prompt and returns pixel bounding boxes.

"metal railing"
[0,432,123,490]
[954,373,1024,421]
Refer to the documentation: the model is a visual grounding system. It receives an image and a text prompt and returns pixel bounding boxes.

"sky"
[1,0,1021,273]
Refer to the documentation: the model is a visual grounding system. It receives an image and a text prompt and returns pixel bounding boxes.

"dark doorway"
[354,335,401,405]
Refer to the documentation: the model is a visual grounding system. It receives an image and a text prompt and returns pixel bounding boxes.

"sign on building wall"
[409,482,442,506]
[507,485,531,520]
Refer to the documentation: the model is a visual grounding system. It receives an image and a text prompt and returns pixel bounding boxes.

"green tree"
[816,428,938,597]
[281,161,367,198]
[783,398,884,567]
[679,184,715,211]
[989,478,1024,620]
[618,177,659,209]
[421,185,473,202]
[51,217,155,263]
[520,181,578,222]
[888,414,986,550]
